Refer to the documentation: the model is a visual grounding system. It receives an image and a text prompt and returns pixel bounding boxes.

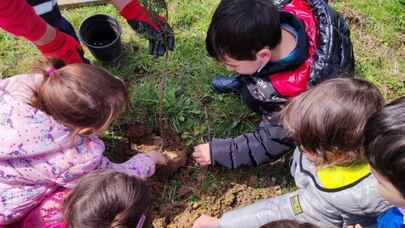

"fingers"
[149,40,158,56]
[192,146,203,158]
[149,40,164,57]
[196,159,210,166]
[348,225,363,228]
[193,215,219,228]
[149,38,174,57]
[159,22,175,51]
[157,41,166,56]
[192,147,210,166]
[157,153,168,165]
[167,34,175,51]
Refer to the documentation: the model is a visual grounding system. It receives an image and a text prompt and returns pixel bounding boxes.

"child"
[193,78,390,228]
[0,59,166,225]
[206,0,354,113]
[193,0,354,170]
[363,97,405,227]
[20,171,152,228]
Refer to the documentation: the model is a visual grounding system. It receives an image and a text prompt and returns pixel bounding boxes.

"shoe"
[211,74,242,93]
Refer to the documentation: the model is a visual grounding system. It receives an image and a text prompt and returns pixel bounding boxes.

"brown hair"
[365,97,405,197]
[281,78,384,166]
[31,58,128,136]
[64,171,151,228]
[261,220,319,228]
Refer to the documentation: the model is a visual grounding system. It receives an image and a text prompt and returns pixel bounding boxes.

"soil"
[104,117,291,228]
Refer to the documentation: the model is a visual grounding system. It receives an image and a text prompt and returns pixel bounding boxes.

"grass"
[0,0,404,219]
[332,0,405,100]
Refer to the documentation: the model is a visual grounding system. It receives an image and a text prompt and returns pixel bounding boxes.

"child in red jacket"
[207,0,354,114]
[193,0,354,168]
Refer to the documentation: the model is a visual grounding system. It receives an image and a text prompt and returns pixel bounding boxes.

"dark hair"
[261,220,319,228]
[281,78,384,166]
[31,58,128,136]
[364,97,405,197]
[206,0,281,61]
[64,171,151,228]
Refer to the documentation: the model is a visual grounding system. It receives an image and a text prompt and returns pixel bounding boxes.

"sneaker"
[211,74,242,93]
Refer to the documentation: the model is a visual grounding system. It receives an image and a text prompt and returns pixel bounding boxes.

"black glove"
[127,18,175,57]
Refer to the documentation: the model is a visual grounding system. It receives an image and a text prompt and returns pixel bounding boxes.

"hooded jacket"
[0,74,156,225]
[218,149,391,228]
[240,0,354,113]
[265,0,354,97]
[210,0,354,168]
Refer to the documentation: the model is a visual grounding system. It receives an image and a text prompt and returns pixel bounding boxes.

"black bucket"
[79,14,122,63]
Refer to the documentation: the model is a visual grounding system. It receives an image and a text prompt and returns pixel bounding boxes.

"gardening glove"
[36,29,85,64]
[120,0,175,57]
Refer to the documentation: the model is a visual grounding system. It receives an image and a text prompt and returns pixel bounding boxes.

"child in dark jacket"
[193,0,354,168]
[207,0,354,113]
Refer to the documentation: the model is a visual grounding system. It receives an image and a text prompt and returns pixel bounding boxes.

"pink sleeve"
[100,154,156,179]
[0,0,47,41]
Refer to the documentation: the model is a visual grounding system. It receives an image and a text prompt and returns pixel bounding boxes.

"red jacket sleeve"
[0,0,47,41]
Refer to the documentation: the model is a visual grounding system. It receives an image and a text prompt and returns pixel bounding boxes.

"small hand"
[192,215,219,228]
[192,143,211,166]
[146,150,167,165]
[347,225,363,228]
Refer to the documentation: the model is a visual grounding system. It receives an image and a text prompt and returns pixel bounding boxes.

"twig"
[200,96,213,142]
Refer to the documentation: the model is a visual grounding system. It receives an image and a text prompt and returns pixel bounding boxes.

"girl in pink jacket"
[0,59,165,225]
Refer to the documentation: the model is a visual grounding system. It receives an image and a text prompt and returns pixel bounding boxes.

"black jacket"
[308,0,355,84]
[210,0,354,168]
[210,117,295,169]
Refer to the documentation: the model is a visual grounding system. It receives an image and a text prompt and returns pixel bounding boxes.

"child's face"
[221,55,265,75]
[371,168,405,208]
[220,49,272,75]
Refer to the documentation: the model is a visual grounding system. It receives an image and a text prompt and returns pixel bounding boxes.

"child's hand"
[192,143,211,166]
[348,225,363,228]
[146,151,168,165]
[192,215,219,228]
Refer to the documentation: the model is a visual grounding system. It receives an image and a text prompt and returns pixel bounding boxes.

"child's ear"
[256,48,272,63]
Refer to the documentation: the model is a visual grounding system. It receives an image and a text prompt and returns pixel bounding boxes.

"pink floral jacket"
[0,74,155,225]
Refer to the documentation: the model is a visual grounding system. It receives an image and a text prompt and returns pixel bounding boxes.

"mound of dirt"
[131,134,187,176]
[104,118,290,227]
[149,163,287,228]
[114,118,188,176]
